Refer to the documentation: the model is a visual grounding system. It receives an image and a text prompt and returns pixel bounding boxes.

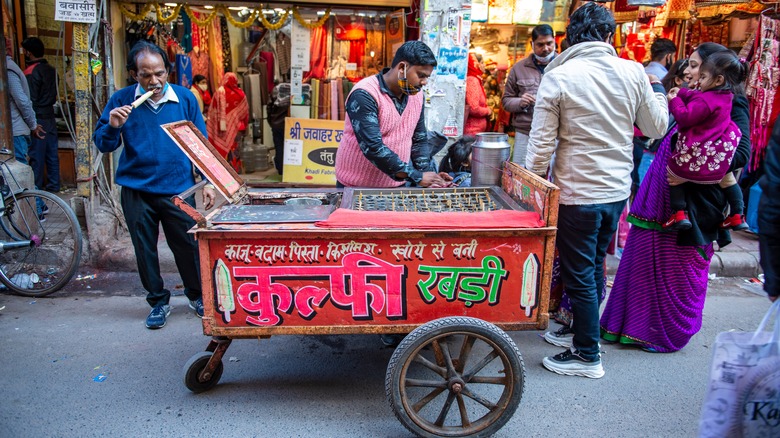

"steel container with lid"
[471,133,510,186]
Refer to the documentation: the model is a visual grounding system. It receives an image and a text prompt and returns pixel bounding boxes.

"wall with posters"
[283,118,342,185]
[421,0,472,139]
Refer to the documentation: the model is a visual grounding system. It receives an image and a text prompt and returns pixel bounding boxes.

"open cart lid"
[161,120,248,204]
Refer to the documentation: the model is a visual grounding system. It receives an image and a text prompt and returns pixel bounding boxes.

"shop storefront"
[109,1,418,183]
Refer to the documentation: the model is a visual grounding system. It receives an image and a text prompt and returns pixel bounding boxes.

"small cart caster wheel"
[184,352,224,393]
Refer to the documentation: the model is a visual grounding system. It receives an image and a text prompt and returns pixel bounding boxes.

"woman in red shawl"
[207,73,249,172]
[464,53,491,136]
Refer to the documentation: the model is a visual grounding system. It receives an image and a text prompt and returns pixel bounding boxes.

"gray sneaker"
[544,325,574,348]
[145,304,171,329]
[542,347,604,379]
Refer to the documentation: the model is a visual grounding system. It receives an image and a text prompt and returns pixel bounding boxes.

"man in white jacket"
[527,2,668,378]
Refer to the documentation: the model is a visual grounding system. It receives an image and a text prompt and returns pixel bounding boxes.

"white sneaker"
[542,347,604,379]
[544,325,574,348]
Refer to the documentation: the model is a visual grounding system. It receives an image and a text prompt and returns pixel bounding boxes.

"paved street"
[0,272,773,437]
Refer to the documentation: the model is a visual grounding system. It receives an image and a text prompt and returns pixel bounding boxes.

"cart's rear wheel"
[184,352,224,393]
[386,317,525,438]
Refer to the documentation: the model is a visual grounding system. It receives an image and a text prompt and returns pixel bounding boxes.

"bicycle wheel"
[0,190,82,297]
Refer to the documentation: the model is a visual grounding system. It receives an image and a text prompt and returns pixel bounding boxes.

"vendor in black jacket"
[22,37,60,192]
[759,121,780,302]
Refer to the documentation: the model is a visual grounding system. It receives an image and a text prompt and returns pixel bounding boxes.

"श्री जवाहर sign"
[55,0,98,24]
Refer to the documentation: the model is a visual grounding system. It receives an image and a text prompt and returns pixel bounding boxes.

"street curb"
[606,251,762,278]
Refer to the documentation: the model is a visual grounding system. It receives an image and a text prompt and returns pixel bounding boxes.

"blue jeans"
[556,200,626,360]
[13,135,30,164]
[638,151,655,185]
[28,118,60,191]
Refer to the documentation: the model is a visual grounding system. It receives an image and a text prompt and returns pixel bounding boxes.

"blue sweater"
[93,84,207,195]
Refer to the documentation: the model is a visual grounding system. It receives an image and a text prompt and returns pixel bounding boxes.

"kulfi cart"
[163,121,560,438]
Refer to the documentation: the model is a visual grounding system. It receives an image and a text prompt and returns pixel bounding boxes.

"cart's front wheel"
[184,352,224,393]
[386,317,525,438]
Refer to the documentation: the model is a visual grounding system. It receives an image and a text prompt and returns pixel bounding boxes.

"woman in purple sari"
[599,43,752,352]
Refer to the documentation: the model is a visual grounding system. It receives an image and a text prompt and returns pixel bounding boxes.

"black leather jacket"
[24,59,57,119]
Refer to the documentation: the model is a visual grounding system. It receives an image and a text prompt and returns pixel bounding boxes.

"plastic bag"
[698,301,780,437]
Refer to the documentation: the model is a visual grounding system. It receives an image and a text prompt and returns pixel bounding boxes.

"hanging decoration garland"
[156,3,182,24]
[119,3,152,21]
[183,4,218,27]
[258,8,291,30]
[218,5,259,29]
[118,3,331,30]
[292,6,331,29]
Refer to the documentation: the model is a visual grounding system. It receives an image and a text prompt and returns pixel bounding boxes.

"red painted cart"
[165,122,559,438]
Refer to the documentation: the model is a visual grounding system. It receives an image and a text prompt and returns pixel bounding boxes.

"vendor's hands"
[108,105,133,128]
[428,172,455,188]
[667,87,680,101]
[418,171,450,188]
[203,185,217,210]
[32,124,46,139]
[667,169,686,186]
[647,74,661,83]
[519,93,536,109]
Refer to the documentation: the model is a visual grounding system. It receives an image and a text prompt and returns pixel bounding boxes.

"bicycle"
[0,153,82,297]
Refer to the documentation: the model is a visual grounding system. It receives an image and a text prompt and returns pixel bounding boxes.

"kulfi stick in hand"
[131,90,154,108]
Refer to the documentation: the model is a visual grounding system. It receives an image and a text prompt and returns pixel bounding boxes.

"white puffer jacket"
[526,42,668,205]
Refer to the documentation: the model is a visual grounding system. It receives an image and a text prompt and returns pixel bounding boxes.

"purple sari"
[599,126,714,352]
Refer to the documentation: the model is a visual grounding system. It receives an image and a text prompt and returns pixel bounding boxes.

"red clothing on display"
[207,73,249,170]
[464,54,490,135]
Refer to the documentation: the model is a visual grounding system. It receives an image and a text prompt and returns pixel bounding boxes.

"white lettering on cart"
[325,241,378,261]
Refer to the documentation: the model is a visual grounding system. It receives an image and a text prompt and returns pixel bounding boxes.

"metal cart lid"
[161,120,248,205]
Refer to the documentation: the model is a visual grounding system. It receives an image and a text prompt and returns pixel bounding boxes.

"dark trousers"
[556,200,626,360]
[28,118,60,191]
[121,187,201,307]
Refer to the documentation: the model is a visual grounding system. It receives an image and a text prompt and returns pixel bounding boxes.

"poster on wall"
[283,118,342,185]
[386,10,406,62]
[291,19,312,70]
[55,0,98,23]
[435,46,468,80]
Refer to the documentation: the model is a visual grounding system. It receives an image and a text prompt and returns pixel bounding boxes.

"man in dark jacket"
[759,122,780,303]
[22,37,60,192]
[502,24,556,166]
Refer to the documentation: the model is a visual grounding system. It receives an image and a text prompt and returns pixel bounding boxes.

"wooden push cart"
[164,121,559,438]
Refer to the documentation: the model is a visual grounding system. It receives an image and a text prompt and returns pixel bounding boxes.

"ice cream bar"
[131,90,154,108]
[521,254,539,317]
[214,259,235,322]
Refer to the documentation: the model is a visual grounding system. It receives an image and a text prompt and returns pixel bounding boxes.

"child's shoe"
[662,210,692,231]
[721,213,749,231]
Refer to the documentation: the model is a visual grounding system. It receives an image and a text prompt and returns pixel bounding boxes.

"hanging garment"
[179,9,192,53]
[189,49,209,81]
[304,26,328,81]
[208,17,224,93]
[276,32,292,81]
[746,14,780,171]
[175,54,193,88]
[258,52,275,94]
[220,16,232,72]
[207,73,249,171]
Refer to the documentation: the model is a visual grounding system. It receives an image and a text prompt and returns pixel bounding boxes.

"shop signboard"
[283,118,341,185]
[55,0,98,23]
[386,10,406,61]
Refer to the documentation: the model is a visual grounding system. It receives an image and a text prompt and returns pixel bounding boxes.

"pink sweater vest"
[335,76,423,187]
